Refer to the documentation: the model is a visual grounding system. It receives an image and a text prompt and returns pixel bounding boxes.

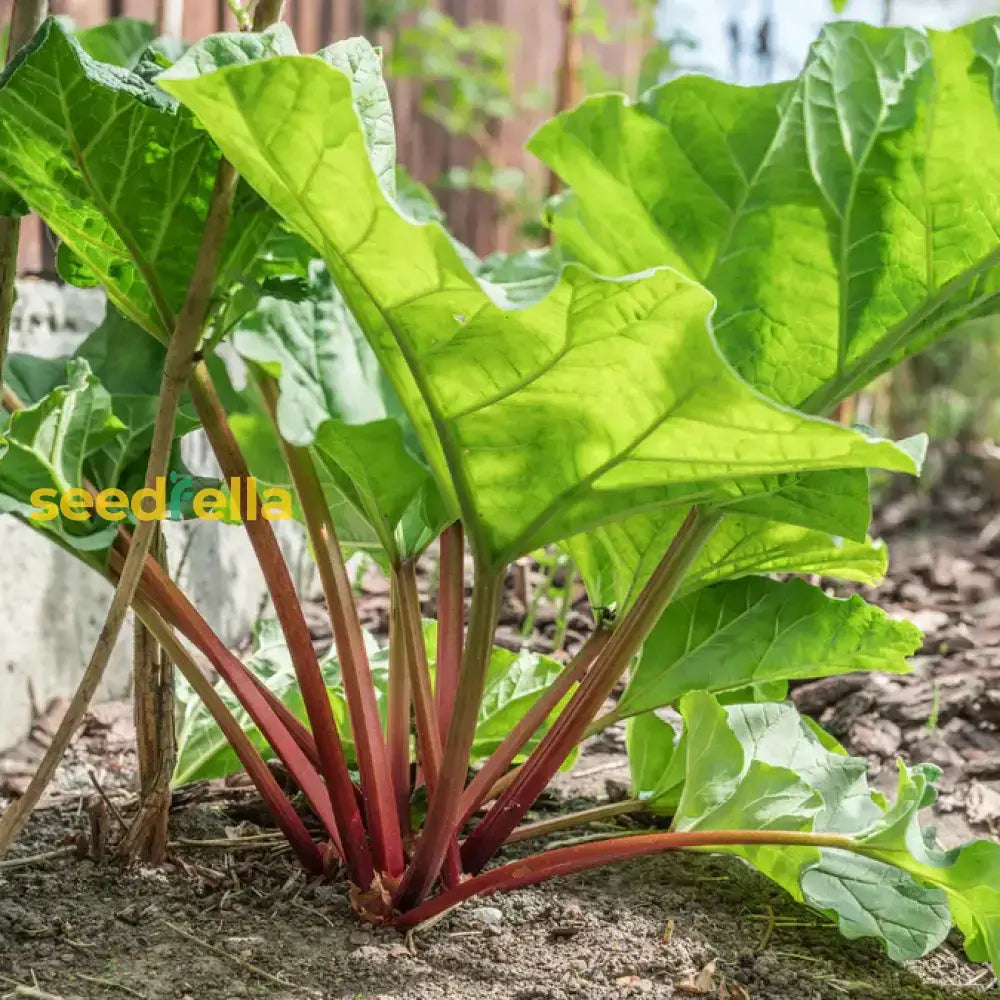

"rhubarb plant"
[1,12,999,976]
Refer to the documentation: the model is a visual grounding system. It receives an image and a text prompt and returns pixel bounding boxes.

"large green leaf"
[231,257,449,560]
[856,763,1000,970]
[568,506,889,615]
[531,19,1000,413]
[160,50,919,567]
[669,693,824,900]
[615,577,920,721]
[645,694,955,962]
[0,359,124,561]
[0,19,273,341]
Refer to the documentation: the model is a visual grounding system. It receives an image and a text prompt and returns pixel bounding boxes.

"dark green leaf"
[75,17,156,69]
[0,359,124,560]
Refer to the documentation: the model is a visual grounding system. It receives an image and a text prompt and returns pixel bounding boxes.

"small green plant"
[0,8,999,978]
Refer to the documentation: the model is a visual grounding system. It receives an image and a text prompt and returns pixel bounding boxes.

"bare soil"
[2,449,1000,998]
[0,798,993,1000]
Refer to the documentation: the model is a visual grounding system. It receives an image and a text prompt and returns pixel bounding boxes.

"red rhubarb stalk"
[112,546,345,857]
[461,509,721,874]
[434,522,464,741]
[397,828,855,927]
[395,568,504,909]
[395,561,461,887]
[457,628,609,827]
[257,374,404,877]
[188,364,374,888]
[133,596,325,873]
[387,575,412,837]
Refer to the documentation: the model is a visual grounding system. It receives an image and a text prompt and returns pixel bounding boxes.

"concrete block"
[0,281,317,751]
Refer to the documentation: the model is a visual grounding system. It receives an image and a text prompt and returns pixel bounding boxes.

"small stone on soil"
[469,905,504,926]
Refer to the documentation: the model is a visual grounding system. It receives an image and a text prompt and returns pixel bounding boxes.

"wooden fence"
[1,0,644,271]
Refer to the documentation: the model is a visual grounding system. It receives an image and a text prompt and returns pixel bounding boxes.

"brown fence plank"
[7,0,644,271]
[52,0,111,28]
[122,0,158,19]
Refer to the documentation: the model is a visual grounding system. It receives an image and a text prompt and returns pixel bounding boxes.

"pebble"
[310,885,349,909]
[469,905,504,926]
[348,944,391,970]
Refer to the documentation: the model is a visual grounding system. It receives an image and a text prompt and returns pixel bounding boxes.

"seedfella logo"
[30,473,293,524]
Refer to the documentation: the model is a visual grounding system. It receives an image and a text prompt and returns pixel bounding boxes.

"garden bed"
[0,793,992,1000]
[3,458,1000,999]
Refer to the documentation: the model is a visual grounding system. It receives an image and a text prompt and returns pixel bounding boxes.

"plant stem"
[256,373,403,877]
[434,522,464,741]
[396,828,857,927]
[0,160,239,859]
[457,627,610,827]
[395,567,504,909]
[187,363,373,886]
[504,798,645,846]
[0,0,48,402]
[461,508,721,875]
[119,527,174,863]
[115,532,324,769]
[547,0,582,202]
[252,0,285,30]
[395,559,461,887]
[387,575,411,837]
[117,544,346,856]
[132,597,324,873]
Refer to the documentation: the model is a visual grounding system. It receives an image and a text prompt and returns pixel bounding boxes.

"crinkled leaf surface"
[669,692,824,900]
[5,304,200,493]
[532,19,1000,413]
[161,49,919,566]
[317,37,396,199]
[646,694,954,962]
[856,763,1000,970]
[616,577,919,720]
[0,19,273,340]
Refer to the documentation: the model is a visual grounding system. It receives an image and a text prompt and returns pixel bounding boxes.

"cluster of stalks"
[0,0,871,925]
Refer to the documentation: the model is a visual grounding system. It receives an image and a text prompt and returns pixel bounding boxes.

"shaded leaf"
[74,17,156,68]
[0,359,124,561]
[0,20,272,340]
